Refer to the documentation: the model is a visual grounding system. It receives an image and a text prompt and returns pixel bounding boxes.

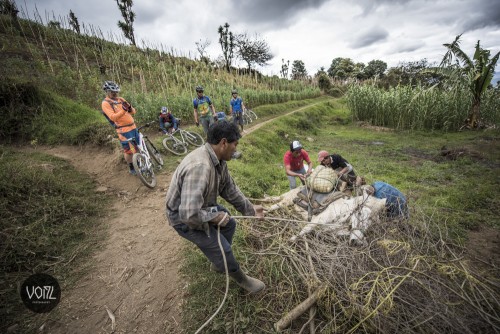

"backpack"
[101,98,132,129]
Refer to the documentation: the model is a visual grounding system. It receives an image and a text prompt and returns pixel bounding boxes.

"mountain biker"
[101,81,139,175]
[193,85,217,136]
[165,121,266,294]
[229,89,246,133]
[284,140,313,189]
[159,106,178,134]
[317,150,357,186]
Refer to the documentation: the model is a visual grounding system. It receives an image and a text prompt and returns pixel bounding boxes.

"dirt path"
[31,145,183,334]
[242,100,326,137]
[27,98,326,333]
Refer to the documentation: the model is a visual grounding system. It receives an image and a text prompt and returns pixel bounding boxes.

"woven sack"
[306,165,337,193]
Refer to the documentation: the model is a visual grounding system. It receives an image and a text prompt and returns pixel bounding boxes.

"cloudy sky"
[20,0,500,82]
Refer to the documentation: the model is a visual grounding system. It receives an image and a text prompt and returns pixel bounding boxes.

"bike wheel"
[146,140,164,166]
[162,137,188,155]
[132,153,157,188]
[246,109,258,120]
[185,131,205,147]
[242,113,252,125]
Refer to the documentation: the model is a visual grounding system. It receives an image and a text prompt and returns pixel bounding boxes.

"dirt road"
[34,145,183,334]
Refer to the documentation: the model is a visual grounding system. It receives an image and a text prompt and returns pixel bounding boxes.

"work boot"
[228,269,265,293]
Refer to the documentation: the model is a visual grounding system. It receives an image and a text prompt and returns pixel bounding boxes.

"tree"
[364,60,387,79]
[69,10,80,34]
[280,59,290,79]
[116,0,136,46]
[235,33,273,71]
[0,0,18,18]
[440,34,499,128]
[195,38,211,64]
[218,22,235,72]
[316,67,331,91]
[328,57,355,80]
[291,60,307,80]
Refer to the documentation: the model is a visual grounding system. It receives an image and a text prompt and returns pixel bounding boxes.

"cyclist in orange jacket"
[101,81,139,175]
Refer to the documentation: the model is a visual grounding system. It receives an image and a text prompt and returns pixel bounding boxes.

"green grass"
[0,148,109,333]
[178,98,500,333]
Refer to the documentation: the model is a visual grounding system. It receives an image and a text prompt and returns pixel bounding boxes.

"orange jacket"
[101,97,137,134]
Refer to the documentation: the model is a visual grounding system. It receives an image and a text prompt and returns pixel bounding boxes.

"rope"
[232,215,332,226]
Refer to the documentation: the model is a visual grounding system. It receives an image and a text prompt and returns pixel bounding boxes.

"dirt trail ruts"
[28,145,183,334]
[25,98,326,333]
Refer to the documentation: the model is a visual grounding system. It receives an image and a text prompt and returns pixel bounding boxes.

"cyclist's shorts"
[118,128,140,154]
[232,113,243,125]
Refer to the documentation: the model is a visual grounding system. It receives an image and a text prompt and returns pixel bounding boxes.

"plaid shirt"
[165,143,255,230]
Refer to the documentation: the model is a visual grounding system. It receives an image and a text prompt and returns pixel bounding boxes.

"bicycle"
[245,108,258,121]
[162,119,205,156]
[127,121,164,188]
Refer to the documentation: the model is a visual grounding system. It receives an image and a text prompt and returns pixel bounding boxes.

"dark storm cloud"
[232,0,329,25]
[459,0,500,31]
[349,27,389,48]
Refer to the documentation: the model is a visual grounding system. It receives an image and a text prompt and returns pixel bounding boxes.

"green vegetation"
[0,14,320,136]
[346,83,500,131]
[0,148,109,332]
[0,81,113,145]
[180,99,500,333]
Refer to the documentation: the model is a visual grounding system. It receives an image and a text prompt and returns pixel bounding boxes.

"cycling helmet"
[102,81,120,92]
[161,106,168,114]
[195,85,204,92]
[290,140,303,152]
[231,89,238,94]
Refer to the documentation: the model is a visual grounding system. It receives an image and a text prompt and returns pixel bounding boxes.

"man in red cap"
[317,150,357,186]
[284,140,313,189]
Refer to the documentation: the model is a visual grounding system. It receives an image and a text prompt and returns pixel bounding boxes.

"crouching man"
[165,121,265,293]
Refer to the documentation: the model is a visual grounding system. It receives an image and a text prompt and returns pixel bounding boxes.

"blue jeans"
[172,205,240,273]
[159,116,178,134]
[287,167,306,190]
[199,115,213,135]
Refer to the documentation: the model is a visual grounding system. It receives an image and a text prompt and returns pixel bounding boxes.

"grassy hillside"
[0,14,320,145]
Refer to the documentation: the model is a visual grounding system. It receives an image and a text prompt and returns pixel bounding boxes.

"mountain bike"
[128,121,164,188]
[245,108,258,121]
[162,119,205,156]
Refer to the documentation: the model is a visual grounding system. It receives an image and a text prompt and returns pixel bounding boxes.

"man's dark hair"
[207,121,241,144]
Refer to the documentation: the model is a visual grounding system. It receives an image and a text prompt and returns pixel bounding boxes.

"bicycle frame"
[129,131,153,170]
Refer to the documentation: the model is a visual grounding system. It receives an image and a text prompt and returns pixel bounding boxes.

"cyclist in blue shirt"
[193,85,217,136]
[230,89,246,133]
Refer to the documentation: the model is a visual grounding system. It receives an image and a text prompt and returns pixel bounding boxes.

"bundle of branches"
[239,206,500,333]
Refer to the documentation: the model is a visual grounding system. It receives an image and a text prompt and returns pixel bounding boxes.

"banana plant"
[440,34,499,129]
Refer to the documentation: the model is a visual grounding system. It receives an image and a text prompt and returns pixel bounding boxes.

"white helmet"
[102,81,120,92]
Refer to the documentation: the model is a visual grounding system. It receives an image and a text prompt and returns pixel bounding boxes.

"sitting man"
[284,140,313,190]
[317,150,357,187]
[365,181,409,219]
[159,106,178,134]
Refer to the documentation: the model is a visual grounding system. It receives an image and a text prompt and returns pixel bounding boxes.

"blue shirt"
[372,181,408,218]
[230,97,243,114]
[193,96,213,117]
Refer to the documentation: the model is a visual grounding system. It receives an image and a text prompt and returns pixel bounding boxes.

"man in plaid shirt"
[165,121,265,293]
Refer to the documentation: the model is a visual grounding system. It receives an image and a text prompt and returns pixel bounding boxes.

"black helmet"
[290,140,303,152]
[231,89,238,94]
[102,81,120,92]
[195,85,204,92]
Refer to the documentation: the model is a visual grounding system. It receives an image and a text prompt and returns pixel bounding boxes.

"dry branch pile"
[240,204,500,333]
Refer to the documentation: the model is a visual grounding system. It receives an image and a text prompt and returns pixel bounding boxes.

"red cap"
[317,150,329,162]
